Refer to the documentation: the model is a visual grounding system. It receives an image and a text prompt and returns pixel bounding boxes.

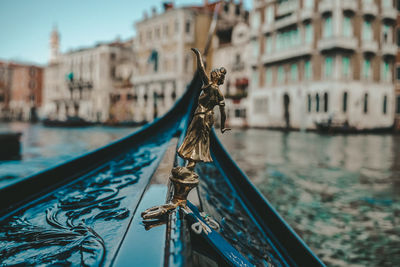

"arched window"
[383,95,387,114]
[363,93,368,114]
[343,92,348,112]
[324,92,328,112]
[315,93,320,112]
[307,94,312,112]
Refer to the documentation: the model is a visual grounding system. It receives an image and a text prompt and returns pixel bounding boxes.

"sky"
[0,0,251,66]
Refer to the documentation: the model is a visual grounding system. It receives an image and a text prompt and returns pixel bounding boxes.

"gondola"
[0,72,324,267]
[0,12,324,267]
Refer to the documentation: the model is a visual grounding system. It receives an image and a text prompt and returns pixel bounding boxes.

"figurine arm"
[217,90,231,134]
[191,48,209,86]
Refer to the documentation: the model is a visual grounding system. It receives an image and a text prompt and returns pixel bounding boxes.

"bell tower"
[49,25,60,64]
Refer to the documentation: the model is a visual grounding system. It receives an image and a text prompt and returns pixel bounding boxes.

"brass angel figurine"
[177,48,230,171]
[141,48,230,222]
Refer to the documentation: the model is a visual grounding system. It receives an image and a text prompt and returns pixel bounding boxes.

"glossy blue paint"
[112,185,168,267]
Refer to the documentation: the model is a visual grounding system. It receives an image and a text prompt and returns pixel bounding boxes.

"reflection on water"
[218,129,400,267]
[0,122,136,188]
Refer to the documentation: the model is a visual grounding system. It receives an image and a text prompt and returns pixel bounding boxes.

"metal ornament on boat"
[141,48,230,222]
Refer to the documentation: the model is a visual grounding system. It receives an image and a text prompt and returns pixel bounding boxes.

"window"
[236,54,241,64]
[343,92,348,112]
[278,66,285,83]
[265,35,273,54]
[315,94,320,112]
[265,6,274,24]
[164,24,169,36]
[362,58,371,80]
[324,56,333,78]
[364,93,368,113]
[291,63,298,82]
[362,20,372,41]
[307,94,312,112]
[343,16,352,37]
[175,20,179,33]
[252,41,259,57]
[185,21,191,33]
[276,28,300,51]
[383,0,392,7]
[304,60,312,80]
[397,95,400,114]
[265,68,272,85]
[397,29,400,47]
[382,24,392,43]
[252,11,260,28]
[323,16,333,38]
[305,0,314,8]
[305,23,313,44]
[324,92,329,112]
[252,70,259,88]
[397,66,400,81]
[383,95,387,114]
[342,56,350,78]
[155,27,160,39]
[381,60,391,82]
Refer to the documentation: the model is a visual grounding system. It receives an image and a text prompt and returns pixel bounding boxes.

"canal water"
[1,123,399,266]
[0,122,136,188]
[217,129,400,267]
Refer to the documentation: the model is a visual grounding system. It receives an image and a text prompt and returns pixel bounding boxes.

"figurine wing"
[191,48,209,86]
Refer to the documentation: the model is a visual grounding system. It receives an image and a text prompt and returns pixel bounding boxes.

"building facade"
[395,1,400,130]
[0,61,43,121]
[10,64,43,121]
[249,0,397,130]
[131,3,214,122]
[0,61,13,120]
[212,0,250,127]
[43,27,135,123]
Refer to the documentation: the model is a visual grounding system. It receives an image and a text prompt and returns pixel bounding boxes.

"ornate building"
[212,0,250,127]
[131,2,215,122]
[42,27,135,123]
[248,0,397,130]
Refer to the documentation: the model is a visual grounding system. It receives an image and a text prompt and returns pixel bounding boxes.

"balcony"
[261,44,313,64]
[362,3,378,17]
[274,13,298,29]
[361,40,378,54]
[341,0,357,12]
[300,8,313,21]
[381,43,397,56]
[318,36,358,51]
[276,1,298,17]
[318,0,334,14]
[381,6,397,20]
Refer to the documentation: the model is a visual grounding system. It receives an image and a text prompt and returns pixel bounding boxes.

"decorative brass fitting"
[141,167,199,220]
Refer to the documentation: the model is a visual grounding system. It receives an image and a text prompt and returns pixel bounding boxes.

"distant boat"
[42,116,95,127]
[314,120,357,134]
[315,120,392,134]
